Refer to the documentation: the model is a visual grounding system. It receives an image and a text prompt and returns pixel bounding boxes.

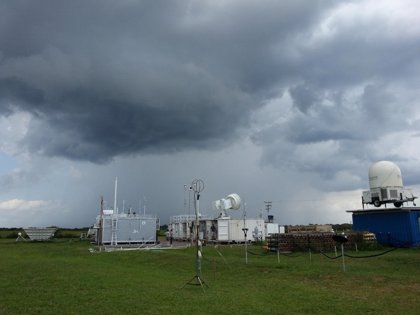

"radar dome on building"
[368,160,403,190]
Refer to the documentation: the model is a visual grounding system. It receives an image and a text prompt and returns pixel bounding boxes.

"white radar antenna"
[214,193,248,264]
[214,193,242,218]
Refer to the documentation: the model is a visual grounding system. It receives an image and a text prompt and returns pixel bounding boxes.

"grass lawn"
[0,239,419,314]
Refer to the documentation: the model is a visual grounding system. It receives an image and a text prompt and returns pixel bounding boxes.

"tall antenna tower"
[184,184,187,213]
[264,201,272,215]
[113,177,118,214]
[182,178,207,291]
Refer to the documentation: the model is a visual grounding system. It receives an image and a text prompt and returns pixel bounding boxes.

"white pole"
[114,177,118,214]
[184,184,187,213]
[341,243,346,272]
[243,202,248,265]
[196,192,202,277]
[189,187,191,215]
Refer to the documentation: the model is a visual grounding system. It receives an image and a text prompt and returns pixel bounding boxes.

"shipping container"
[216,218,265,243]
[99,213,158,245]
[350,208,420,247]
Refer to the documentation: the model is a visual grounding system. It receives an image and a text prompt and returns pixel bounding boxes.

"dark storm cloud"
[0,78,45,115]
[24,97,248,163]
[0,0,337,162]
[1,0,420,184]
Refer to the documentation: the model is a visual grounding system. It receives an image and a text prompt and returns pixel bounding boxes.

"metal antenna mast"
[114,177,118,214]
[184,184,187,213]
[242,201,248,264]
[264,201,272,217]
[182,178,208,292]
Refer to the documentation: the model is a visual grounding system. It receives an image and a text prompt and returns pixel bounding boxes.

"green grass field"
[0,228,89,240]
[1,239,419,314]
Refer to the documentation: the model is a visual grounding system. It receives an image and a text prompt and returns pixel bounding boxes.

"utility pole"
[264,201,272,216]
[184,184,187,213]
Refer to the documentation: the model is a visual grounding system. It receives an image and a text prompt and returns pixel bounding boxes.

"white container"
[265,223,279,236]
[216,218,265,242]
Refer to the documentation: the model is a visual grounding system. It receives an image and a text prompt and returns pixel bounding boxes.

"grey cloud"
[293,20,420,89]
[289,84,320,113]
[0,78,45,115]
[0,168,39,192]
[252,78,420,189]
[3,0,420,229]
[24,96,250,162]
[0,0,341,163]
[361,84,398,122]
[1,0,420,190]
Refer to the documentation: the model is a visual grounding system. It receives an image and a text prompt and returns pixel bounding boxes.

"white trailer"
[362,188,415,208]
[216,218,265,243]
[362,161,416,208]
[217,218,230,242]
[170,214,214,241]
[265,223,279,236]
[170,214,196,240]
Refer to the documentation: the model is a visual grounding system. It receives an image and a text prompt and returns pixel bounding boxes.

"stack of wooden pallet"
[267,232,337,252]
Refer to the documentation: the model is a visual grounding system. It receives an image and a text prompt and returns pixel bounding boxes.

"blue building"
[349,207,420,247]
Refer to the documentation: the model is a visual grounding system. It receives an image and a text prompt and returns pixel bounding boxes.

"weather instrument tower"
[182,178,208,291]
[264,201,272,216]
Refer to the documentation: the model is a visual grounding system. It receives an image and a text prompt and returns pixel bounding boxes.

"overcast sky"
[1,0,420,228]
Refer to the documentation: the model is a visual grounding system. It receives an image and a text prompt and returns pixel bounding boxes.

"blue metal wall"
[352,210,420,247]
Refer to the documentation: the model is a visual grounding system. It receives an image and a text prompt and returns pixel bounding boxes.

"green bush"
[6,231,19,239]
[0,228,24,239]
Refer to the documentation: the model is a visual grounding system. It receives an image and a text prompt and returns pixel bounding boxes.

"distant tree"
[6,231,19,239]
[332,223,353,232]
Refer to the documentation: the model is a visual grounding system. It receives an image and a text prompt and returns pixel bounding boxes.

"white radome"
[368,160,403,189]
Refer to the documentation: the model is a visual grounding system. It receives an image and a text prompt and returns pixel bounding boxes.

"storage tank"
[368,161,403,190]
